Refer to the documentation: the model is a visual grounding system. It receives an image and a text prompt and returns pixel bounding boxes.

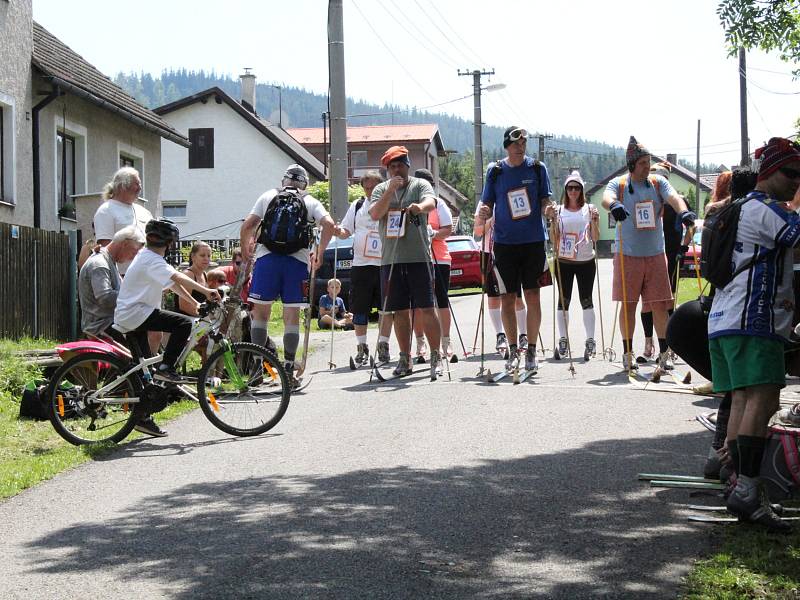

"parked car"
[313,236,354,313]
[680,220,703,275]
[446,235,482,289]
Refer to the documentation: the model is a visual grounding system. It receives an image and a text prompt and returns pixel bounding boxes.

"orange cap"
[381,145,410,167]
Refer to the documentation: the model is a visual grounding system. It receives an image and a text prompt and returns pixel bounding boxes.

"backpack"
[257,187,312,254]
[761,425,800,503]
[699,196,751,289]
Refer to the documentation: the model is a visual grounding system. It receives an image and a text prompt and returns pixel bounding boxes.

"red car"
[680,220,703,275]
[445,236,482,289]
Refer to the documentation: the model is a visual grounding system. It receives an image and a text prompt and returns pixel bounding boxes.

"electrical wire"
[376,0,461,69]
[347,93,472,118]
[411,0,485,68]
[745,86,774,137]
[425,1,487,67]
[739,67,800,95]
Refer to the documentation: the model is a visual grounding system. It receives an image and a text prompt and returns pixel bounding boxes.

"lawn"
[676,275,708,306]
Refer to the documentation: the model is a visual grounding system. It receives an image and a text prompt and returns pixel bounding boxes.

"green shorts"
[709,335,785,392]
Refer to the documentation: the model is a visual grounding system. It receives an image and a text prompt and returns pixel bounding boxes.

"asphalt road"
[1,258,722,599]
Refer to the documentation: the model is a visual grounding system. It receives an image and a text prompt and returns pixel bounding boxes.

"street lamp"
[272,84,282,128]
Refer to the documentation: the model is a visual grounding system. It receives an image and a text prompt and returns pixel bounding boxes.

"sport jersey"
[708,191,800,341]
[113,248,177,332]
[342,196,381,268]
[556,204,595,262]
[371,177,436,265]
[430,199,453,265]
[480,156,552,244]
[605,174,676,257]
[319,293,347,319]
[249,188,329,264]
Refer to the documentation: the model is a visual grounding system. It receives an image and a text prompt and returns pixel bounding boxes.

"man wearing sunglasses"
[478,126,553,375]
[707,137,800,531]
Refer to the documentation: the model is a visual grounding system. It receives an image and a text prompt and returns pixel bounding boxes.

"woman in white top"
[551,171,600,360]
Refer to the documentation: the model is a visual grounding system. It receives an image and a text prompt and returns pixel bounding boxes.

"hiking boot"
[557,337,568,359]
[584,338,596,361]
[518,334,529,352]
[622,353,639,372]
[496,332,508,358]
[355,343,369,365]
[392,352,413,377]
[726,475,792,532]
[657,351,674,371]
[154,365,184,383]
[777,403,800,427]
[703,445,723,480]
[134,417,168,437]
[376,341,391,365]
[430,349,442,380]
[525,347,538,373]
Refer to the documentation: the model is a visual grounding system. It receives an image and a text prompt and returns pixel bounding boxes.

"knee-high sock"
[640,311,654,338]
[251,318,268,348]
[556,309,568,339]
[582,308,595,340]
[516,308,527,336]
[283,323,300,363]
[489,307,503,334]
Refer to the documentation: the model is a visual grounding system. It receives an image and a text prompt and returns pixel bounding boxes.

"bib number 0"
[363,231,382,258]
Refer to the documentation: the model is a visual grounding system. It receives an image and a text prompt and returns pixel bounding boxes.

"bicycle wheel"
[197,342,290,436]
[48,352,141,446]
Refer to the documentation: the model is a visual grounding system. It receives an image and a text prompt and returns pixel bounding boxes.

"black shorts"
[492,241,547,293]
[433,264,450,309]
[482,252,521,298]
[380,262,435,311]
[349,265,382,314]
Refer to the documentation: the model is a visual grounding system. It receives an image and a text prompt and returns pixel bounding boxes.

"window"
[57,131,76,218]
[0,106,4,203]
[350,150,368,177]
[163,202,187,219]
[188,128,214,169]
[120,154,135,168]
[0,96,15,204]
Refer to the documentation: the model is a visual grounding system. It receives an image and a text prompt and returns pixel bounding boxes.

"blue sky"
[34,0,799,167]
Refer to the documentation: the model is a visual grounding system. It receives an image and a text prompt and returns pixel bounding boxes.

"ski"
[349,356,368,370]
[650,480,725,490]
[516,369,537,384]
[687,504,800,514]
[490,369,512,383]
[688,514,800,524]
[291,376,313,394]
[370,364,428,383]
[638,473,722,484]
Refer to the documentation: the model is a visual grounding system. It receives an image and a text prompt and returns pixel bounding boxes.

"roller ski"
[490,347,519,383]
[516,347,538,384]
[724,475,793,532]
[495,333,509,360]
[349,343,370,370]
[688,504,800,516]
[430,349,442,382]
[689,514,799,524]
[371,352,421,383]
[583,338,596,362]
[638,473,722,484]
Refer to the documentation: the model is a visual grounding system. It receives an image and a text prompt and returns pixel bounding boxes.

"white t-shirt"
[556,204,595,262]
[341,197,381,267]
[250,189,329,265]
[93,199,153,274]
[113,248,177,332]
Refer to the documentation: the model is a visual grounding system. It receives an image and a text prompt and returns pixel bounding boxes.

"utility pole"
[458,68,494,209]
[696,119,701,214]
[533,133,553,162]
[544,150,566,192]
[738,48,750,166]
[328,0,348,220]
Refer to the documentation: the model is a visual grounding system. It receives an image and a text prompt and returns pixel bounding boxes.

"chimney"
[666,153,677,166]
[240,69,256,114]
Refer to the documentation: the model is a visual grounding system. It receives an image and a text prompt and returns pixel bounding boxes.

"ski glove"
[679,210,697,227]
[609,201,629,222]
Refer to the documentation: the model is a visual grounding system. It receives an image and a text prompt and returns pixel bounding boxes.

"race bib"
[559,232,578,259]
[507,187,532,220]
[634,200,656,230]
[386,210,405,239]
[363,231,382,258]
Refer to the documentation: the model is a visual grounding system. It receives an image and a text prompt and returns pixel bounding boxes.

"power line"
[748,66,797,76]
[378,0,461,69]
[739,67,800,95]
[411,0,478,67]
[424,1,487,67]
[347,93,471,118]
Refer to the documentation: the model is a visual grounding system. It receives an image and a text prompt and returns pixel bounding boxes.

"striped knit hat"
[626,136,651,171]
[754,137,800,181]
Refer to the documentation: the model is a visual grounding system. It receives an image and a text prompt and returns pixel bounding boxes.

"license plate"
[687,263,695,270]
[336,260,351,269]
[451,269,463,276]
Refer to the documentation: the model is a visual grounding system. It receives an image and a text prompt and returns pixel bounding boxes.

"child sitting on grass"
[318,278,353,330]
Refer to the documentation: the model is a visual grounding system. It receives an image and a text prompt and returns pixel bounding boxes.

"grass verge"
[676,276,708,306]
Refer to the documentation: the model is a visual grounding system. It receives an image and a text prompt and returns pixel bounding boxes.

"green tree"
[717,0,800,74]
[306,181,364,212]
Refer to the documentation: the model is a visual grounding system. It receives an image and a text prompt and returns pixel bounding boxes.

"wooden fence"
[0,222,73,341]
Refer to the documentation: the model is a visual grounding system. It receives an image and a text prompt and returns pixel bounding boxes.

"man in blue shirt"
[478,126,553,373]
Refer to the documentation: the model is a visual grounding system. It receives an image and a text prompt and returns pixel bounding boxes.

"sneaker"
[657,351,674,371]
[377,341,391,364]
[134,417,168,437]
[726,475,792,532]
[584,338,596,361]
[430,349,442,380]
[504,348,520,373]
[777,403,800,427]
[557,337,568,359]
[622,353,639,372]
[355,343,369,365]
[495,332,508,356]
[518,334,529,352]
[642,337,655,360]
[392,352,413,377]
[415,336,428,359]
[525,347,538,372]
[154,365,184,383]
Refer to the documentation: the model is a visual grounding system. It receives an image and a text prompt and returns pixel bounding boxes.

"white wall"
[160,100,301,241]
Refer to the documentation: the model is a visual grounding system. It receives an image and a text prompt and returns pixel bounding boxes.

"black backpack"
[257,187,312,254]
[700,196,752,289]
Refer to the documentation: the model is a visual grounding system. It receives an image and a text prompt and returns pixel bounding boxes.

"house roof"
[586,154,714,198]
[31,22,189,147]
[287,124,446,155]
[438,178,468,211]
[154,87,325,180]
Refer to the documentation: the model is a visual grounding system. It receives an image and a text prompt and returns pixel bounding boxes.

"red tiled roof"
[287,124,439,145]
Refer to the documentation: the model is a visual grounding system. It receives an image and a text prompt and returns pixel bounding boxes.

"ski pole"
[477,219,488,377]
[593,243,609,362]
[297,228,321,378]
[617,223,633,375]
[549,218,576,377]
[689,225,702,294]
[328,222,339,370]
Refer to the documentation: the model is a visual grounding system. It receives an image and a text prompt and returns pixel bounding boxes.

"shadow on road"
[24,432,711,599]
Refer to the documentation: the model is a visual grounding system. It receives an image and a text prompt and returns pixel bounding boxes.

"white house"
[154,75,325,246]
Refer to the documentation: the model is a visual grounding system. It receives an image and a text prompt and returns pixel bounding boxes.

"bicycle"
[47,300,291,445]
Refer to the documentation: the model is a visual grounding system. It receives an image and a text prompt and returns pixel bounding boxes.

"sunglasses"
[234,260,242,266]
[507,128,528,142]
[779,166,800,180]
[566,185,582,192]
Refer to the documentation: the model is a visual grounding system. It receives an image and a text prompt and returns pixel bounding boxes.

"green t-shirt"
[371,177,436,264]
